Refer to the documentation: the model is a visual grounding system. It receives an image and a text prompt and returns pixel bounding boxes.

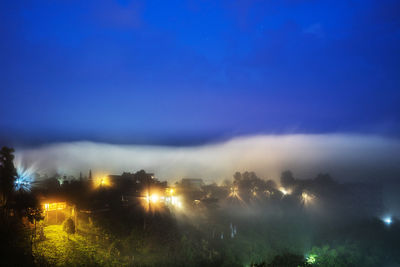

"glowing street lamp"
[383,216,392,226]
[306,254,317,264]
[229,187,239,198]
[279,187,291,196]
[94,175,111,188]
[165,188,175,196]
[142,187,184,212]
[251,187,258,197]
[301,191,315,205]
[227,186,245,205]
[150,194,159,203]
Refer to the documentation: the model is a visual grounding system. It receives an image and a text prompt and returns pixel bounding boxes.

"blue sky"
[1,0,399,145]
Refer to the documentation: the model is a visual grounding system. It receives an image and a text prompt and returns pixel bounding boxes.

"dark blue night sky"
[1,0,399,145]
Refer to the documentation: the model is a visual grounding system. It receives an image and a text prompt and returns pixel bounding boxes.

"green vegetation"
[306,243,382,267]
[33,224,126,266]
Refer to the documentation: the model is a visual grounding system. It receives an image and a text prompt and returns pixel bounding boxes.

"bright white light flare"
[301,191,315,205]
[150,194,159,203]
[383,216,392,225]
[279,187,291,196]
[14,164,35,191]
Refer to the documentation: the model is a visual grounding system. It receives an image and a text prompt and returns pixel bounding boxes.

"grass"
[33,225,128,266]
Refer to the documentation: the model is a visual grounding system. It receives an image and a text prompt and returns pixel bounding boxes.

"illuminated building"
[108,171,157,195]
[40,198,75,224]
[43,202,67,211]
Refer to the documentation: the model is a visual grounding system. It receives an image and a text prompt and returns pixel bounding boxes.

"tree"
[0,146,17,208]
[14,189,44,239]
[27,207,44,240]
[63,218,76,240]
[309,244,367,267]
[280,170,295,188]
[233,172,242,182]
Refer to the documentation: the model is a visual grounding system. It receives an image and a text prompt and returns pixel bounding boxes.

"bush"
[63,218,76,237]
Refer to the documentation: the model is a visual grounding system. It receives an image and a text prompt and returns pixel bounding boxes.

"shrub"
[63,218,75,238]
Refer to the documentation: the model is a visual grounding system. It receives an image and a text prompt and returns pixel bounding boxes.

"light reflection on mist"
[13,157,37,191]
[15,134,400,183]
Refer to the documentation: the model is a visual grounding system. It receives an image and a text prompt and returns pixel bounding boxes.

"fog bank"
[15,134,400,183]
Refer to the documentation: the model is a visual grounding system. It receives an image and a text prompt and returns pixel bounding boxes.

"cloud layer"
[15,134,400,183]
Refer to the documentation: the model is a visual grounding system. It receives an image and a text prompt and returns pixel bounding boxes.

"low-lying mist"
[7,134,400,266]
[16,134,400,183]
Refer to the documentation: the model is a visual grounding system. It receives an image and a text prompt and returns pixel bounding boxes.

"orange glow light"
[42,202,67,211]
[93,175,111,188]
